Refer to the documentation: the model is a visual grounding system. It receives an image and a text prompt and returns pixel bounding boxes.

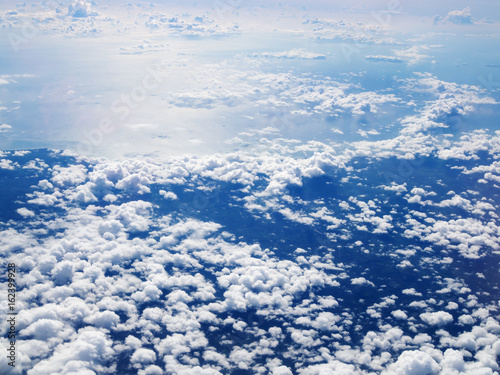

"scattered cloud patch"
[256,49,326,60]
[435,7,474,25]
[365,55,403,63]
[0,124,13,133]
[68,0,97,18]
[17,207,35,218]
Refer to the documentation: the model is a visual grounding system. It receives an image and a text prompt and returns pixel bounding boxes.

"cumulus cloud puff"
[68,1,97,18]
[444,7,474,25]
[420,311,454,326]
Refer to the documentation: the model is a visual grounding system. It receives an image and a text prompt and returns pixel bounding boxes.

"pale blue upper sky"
[0,0,499,157]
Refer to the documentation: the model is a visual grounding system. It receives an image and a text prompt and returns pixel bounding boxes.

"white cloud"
[52,165,88,187]
[131,348,157,364]
[257,49,326,60]
[303,16,401,46]
[84,310,120,329]
[109,201,153,232]
[144,13,239,38]
[392,310,408,320]
[351,277,374,286]
[290,329,321,347]
[397,73,495,136]
[0,123,12,133]
[68,1,97,18]
[17,207,35,218]
[384,350,440,375]
[298,360,358,375]
[159,190,178,200]
[272,366,293,375]
[139,365,164,375]
[365,55,403,63]
[444,7,474,25]
[51,261,74,286]
[19,319,70,340]
[27,328,115,375]
[382,183,407,194]
[420,311,453,326]
[395,46,431,65]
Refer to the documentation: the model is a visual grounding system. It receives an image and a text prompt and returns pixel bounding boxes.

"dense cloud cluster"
[0,118,499,374]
